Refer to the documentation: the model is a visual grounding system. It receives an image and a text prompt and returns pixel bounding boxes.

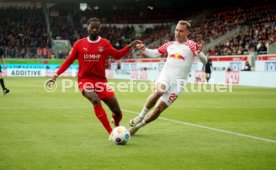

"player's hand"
[136,43,146,51]
[128,40,142,48]
[196,40,205,53]
[46,75,58,87]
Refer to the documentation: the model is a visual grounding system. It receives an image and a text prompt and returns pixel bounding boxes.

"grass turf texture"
[1,77,276,170]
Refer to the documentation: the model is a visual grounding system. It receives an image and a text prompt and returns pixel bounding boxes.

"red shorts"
[78,79,114,100]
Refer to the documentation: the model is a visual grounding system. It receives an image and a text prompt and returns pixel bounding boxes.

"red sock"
[112,113,122,127]
[93,104,113,134]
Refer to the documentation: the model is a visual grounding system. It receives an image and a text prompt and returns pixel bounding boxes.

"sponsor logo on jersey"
[84,54,101,61]
[169,53,185,60]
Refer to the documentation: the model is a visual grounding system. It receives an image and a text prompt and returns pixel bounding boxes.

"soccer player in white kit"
[129,20,207,135]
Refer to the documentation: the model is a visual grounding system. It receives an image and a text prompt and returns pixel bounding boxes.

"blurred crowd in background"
[0,0,275,59]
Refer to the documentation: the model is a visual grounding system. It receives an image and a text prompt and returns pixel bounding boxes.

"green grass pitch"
[1,77,276,170]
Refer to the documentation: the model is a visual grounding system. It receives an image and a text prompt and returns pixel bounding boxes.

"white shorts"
[155,74,186,106]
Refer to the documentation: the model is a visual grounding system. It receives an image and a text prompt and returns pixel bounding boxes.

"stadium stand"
[206,4,276,56]
[0,6,50,58]
[0,0,275,58]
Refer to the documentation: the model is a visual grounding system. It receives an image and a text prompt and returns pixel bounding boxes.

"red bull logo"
[169,53,185,60]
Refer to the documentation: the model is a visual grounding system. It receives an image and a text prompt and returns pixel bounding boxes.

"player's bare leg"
[129,83,166,127]
[144,101,168,123]
[83,90,113,134]
[103,96,122,127]
[129,100,168,135]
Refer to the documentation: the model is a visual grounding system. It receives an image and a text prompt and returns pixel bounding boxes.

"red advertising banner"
[257,55,276,61]
[210,56,248,62]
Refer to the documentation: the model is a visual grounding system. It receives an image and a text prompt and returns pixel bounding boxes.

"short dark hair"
[87,17,100,25]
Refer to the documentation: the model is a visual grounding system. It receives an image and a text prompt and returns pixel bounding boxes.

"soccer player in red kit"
[46,18,141,135]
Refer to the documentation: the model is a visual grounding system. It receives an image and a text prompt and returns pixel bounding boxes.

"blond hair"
[177,20,191,31]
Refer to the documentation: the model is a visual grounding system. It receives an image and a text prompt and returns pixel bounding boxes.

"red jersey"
[56,36,130,81]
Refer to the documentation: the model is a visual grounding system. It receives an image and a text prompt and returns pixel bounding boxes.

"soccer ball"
[110,126,130,145]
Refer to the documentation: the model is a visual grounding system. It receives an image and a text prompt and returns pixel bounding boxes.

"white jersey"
[158,40,197,80]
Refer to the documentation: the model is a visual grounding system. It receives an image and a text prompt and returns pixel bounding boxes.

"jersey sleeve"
[198,52,207,64]
[106,41,130,60]
[188,40,197,56]
[143,48,161,58]
[56,40,79,76]
[157,42,172,55]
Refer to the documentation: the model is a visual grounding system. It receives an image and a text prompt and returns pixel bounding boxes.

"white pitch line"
[122,109,276,144]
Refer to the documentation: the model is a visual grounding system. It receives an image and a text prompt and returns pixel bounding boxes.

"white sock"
[138,106,149,118]
[136,120,147,128]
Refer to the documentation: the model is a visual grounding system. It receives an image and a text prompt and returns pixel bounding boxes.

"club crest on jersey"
[98,46,104,53]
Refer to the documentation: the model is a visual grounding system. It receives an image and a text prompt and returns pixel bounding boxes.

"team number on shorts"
[168,93,178,104]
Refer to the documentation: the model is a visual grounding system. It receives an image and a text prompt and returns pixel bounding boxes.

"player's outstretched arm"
[108,40,142,59]
[128,40,142,48]
[198,52,207,65]
[136,43,146,51]
[196,40,207,64]
[136,43,161,58]
[196,40,205,54]
[46,74,58,88]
